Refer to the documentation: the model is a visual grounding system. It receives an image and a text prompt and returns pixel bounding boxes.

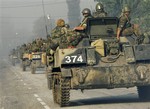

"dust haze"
[0,0,150,59]
[0,0,96,59]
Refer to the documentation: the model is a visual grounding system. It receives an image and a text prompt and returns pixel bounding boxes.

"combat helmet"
[95,2,104,12]
[123,6,131,12]
[65,24,70,29]
[82,8,91,16]
[56,19,65,27]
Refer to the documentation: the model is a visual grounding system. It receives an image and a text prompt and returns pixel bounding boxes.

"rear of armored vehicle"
[50,17,150,107]
[30,52,45,74]
[21,53,31,71]
[19,45,31,71]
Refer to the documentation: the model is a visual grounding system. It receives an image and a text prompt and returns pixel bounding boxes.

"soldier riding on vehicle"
[51,19,67,41]
[93,2,107,18]
[117,6,143,43]
[49,19,68,50]
[74,8,93,31]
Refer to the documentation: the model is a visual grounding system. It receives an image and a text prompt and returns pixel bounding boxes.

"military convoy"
[46,17,150,107]
[9,6,150,108]
[21,53,31,71]
[30,52,46,74]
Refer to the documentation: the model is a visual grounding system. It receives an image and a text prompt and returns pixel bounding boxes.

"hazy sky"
[1,0,96,27]
[0,0,97,57]
[0,0,96,34]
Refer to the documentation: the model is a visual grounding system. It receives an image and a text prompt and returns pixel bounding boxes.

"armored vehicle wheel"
[31,65,36,74]
[52,74,70,107]
[12,59,15,66]
[23,65,26,71]
[22,61,26,71]
[22,63,26,71]
[47,75,52,90]
[137,85,150,100]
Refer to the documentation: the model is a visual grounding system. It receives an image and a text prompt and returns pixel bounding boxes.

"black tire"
[31,65,36,74]
[52,75,70,107]
[22,65,26,71]
[137,85,150,100]
[47,76,52,90]
[52,75,57,103]
[12,59,15,66]
[22,61,26,71]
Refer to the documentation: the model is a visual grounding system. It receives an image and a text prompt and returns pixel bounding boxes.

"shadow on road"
[69,94,150,107]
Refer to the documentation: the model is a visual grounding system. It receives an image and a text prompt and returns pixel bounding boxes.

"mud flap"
[86,47,96,65]
[61,69,72,77]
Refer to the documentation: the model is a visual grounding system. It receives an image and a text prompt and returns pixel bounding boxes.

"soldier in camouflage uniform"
[117,6,142,41]
[93,2,107,18]
[20,44,27,59]
[49,19,68,50]
[74,8,93,31]
[40,39,47,52]
[31,40,40,52]
[59,28,83,48]
[65,8,93,48]
[59,8,93,48]
[30,38,43,52]
[61,8,93,48]
[51,19,67,40]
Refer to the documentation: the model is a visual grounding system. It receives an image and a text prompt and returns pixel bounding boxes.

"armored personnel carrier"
[47,17,150,107]
[9,49,18,66]
[30,52,46,74]
[21,53,31,71]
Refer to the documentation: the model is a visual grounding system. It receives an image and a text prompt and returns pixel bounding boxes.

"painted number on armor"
[32,55,40,59]
[65,55,83,63]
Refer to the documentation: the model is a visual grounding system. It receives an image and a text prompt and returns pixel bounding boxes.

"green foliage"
[94,0,150,31]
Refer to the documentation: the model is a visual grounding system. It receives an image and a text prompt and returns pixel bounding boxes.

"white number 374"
[65,55,83,63]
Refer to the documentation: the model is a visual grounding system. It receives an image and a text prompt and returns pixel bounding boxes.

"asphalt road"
[0,60,150,109]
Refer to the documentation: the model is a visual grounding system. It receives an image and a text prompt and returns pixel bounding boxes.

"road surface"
[0,60,150,109]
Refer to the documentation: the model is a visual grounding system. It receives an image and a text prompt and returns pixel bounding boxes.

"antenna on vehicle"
[41,0,49,38]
